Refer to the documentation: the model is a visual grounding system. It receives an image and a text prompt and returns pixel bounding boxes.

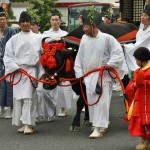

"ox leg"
[70,82,89,131]
[82,104,89,125]
[70,95,89,131]
[71,95,83,127]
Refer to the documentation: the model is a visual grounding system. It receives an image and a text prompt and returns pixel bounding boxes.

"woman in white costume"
[3,11,43,134]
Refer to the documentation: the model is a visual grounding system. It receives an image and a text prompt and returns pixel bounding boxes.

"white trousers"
[37,82,56,118]
[87,73,113,128]
[54,81,73,110]
[12,98,37,126]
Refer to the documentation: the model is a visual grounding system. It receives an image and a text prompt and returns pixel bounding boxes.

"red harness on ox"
[40,41,66,69]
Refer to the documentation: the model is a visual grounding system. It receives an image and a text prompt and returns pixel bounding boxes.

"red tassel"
[40,55,47,66]
[47,56,57,69]
[135,69,144,87]
[65,58,71,72]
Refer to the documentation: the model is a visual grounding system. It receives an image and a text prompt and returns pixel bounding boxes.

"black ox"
[40,22,138,131]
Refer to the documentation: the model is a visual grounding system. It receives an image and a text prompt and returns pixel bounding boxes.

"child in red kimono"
[128,47,150,150]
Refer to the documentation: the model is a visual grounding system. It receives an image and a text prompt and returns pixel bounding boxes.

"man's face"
[0,16,7,29]
[135,59,142,67]
[104,18,111,24]
[78,15,83,25]
[19,21,31,32]
[141,13,150,25]
[50,15,61,31]
[83,24,93,36]
[31,24,40,34]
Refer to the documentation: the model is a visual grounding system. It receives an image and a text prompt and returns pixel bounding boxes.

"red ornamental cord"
[40,42,65,69]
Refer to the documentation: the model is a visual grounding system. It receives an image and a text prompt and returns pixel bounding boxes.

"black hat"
[82,10,102,27]
[105,15,111,20]
[133,47,150,61]
[19,11,31,23]
[31,19,40,26]
[0,7,7,17]
[143,4,150,16]
[51,9,61,18]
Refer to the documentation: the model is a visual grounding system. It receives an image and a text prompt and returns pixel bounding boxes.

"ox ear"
[42,37,50,43]
[62,47,76,57]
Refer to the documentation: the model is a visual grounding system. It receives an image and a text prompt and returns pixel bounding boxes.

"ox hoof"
[69,125,79,132]
[82,120,90,125]
[91,126,95,131]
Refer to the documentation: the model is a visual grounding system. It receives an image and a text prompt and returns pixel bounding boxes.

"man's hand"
[105,65,113,71]
[134,82,137,88]
[121,43,124,48]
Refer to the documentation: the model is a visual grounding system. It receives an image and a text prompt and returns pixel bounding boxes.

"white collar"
[50,28,61,32]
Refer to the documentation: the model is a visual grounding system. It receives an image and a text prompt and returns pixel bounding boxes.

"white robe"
[74,31,127,128]
[124,25,150,71]
[43,28,68,40]
[4,31,43,126]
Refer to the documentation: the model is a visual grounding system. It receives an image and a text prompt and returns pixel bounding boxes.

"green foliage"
[103,6,113,17]
[87,5,96,24]
[11,0,29,2]
[27,0,58,33]
[8,3,16,20]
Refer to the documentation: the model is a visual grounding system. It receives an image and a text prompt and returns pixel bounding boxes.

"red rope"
[108,70,117,79]
[59,66,129,112]
[9,71,22,86]
[79,66,104,106]
[19,69,57,85]
[58,79,80,87]
[0,67,129,112]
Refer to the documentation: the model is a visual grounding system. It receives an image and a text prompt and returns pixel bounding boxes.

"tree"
[27,0,58,33]
[8,0,30,20]
[8,3,16,20]
[11,0,29,2]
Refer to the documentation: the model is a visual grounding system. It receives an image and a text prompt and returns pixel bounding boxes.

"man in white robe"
[3,11,43,134]
[42,9,73,118]
[31,20,41,34]
[123,4,150,71]
[30,19,54,122]
[74,10,127,138]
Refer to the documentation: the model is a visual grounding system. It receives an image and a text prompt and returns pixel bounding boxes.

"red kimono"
[129,63,150,138]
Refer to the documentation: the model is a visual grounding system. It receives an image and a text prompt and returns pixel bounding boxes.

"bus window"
[68,3,119,32]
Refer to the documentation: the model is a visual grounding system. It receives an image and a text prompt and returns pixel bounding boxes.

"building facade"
[11,0,118,27]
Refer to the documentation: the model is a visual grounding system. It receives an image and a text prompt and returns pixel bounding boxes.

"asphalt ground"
[0,91,140,150]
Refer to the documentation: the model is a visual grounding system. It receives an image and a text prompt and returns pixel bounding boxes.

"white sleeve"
[107,36,129,77]
[74,39,84,78]
[107,36,124,68]
[3,38,20,74]
[124,29,150,52]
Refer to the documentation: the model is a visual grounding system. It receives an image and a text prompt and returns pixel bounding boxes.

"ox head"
[40,37,76,90]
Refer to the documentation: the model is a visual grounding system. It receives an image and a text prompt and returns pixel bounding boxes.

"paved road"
[0,91,140,150]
